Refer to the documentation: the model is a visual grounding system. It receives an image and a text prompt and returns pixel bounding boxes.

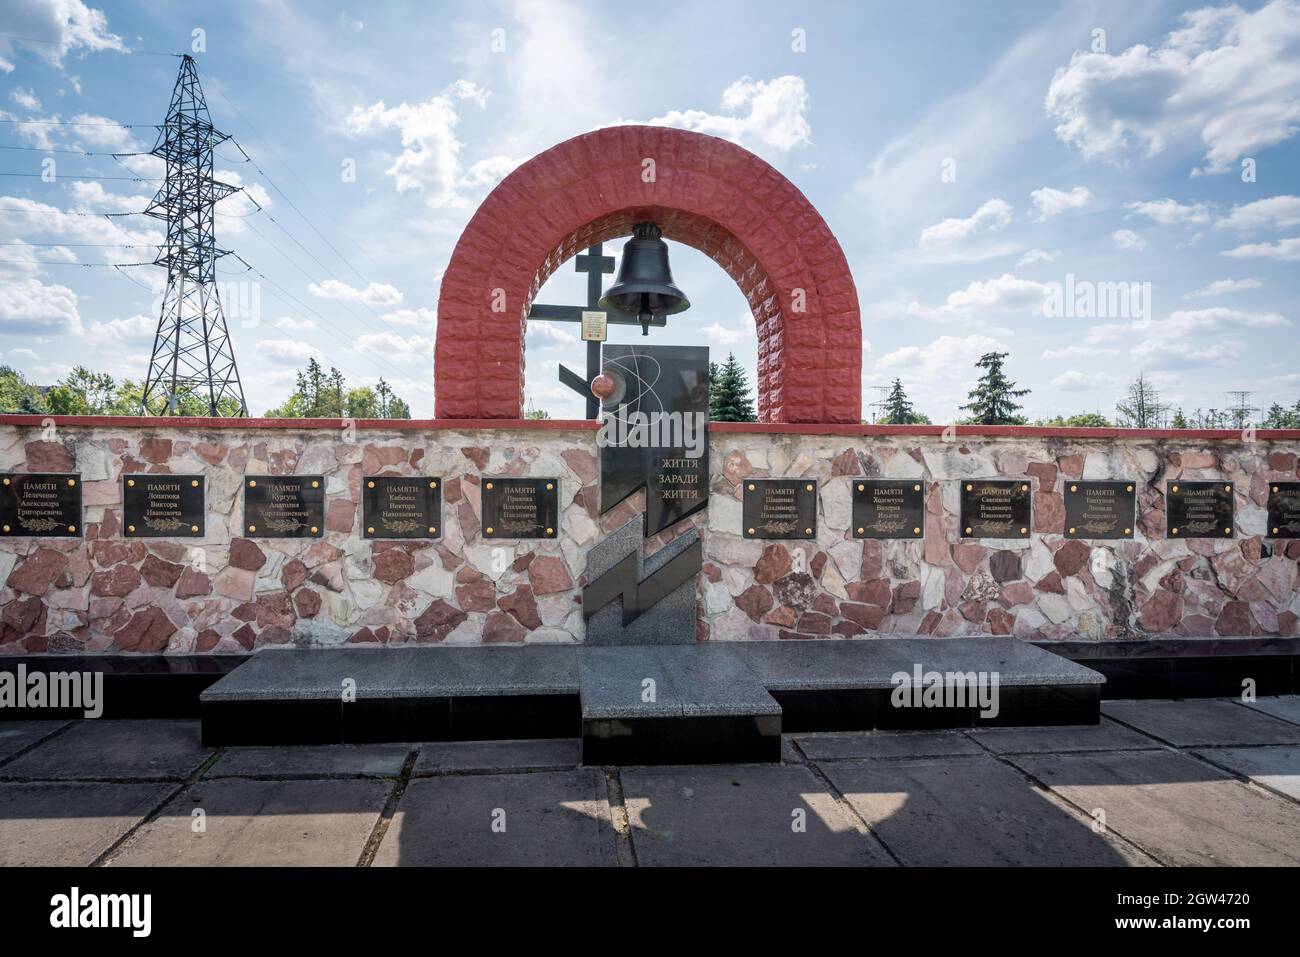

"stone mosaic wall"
[0,420,1297,653]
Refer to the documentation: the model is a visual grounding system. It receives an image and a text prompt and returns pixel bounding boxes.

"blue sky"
[1,0,1298,421]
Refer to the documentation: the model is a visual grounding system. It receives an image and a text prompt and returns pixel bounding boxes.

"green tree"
[0,366,47,414]
[709,352,756,422]
[1170,408,1190,429]
[45,366,117,415]
[960,351,1029,425]
[1036,412,1113,428]
[1262,401,1300,428]
[1115,373,1168,428]
[879,378,926,424]
[265,359,411,418]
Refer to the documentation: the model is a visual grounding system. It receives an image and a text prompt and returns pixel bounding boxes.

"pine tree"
[708,353,757,422]
[880,378,922,424]
[960,351,1029,425]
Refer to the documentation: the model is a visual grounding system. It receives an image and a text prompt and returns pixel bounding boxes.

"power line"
[0,144,147,156]
[0,171,160,182]
[0,118,153,128]
[0,257,154,266]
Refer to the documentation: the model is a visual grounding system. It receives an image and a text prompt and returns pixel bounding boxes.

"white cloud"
[1125,198,1212,226]
[1030,186,1090,221]
[904,273,1048,322]
[1051,370,1106,391]
[638,75,812,153]
[1132,338,1245,369]
[1112,229,1146,250]
[1041,344,1119,360]
[1214,195,1300,231]
[379,307,435,328]
[1184,277,1263,298]
[701,322,746,345]
[274,316,317,332]
[1016,248,1056,267]
[919,198,1012,249]
[0,277,83,335]
[870,333,1007,419]
[87,313,154,344]
[1220,236,1300,261]
[1045,1,1300,174]
[256,338,322,364]
[526,323,578,347]
[356,331,435,362]
[307,279,402,306]
[0,1,124,68]
[1161,307,1288,332]
[9,87,40,110]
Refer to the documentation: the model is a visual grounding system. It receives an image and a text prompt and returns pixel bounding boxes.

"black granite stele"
[1268,482,1300,539]
[0,473,82,538]
[742,479,817,539]
[481,477,559,539]
[960,480,1031,539]
[243,475,325,538]
[123,473,205,538]
[1167,480,1234,539]
[1063,480,1135,540]
[362,475,441,539]
[852,480,925,539]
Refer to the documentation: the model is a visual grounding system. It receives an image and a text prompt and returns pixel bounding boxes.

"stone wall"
[0,418,1297,654]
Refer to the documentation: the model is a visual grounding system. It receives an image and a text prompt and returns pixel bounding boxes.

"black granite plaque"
[0,473,81,538]
[852,480,924,539]
[1166,481,1234,539]
[363,475,441,539]
[598,344,709,536]
[243,475,325,538]
[1064,480,1135,540]
[960,480,1031,539]
[123,474,204,538]
[482,477,558,539]
[742,479,817,539]
[1268,482,1300,539]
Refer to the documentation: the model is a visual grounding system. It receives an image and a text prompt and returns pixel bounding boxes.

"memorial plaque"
[742,479,817,539]
[362,475,441,539]
[852,480,924,539]
[1268,482,1300,539]
[482,477,558,539]
[1064,480,1135,540]
[960,480,1031,539]
[0,473,81,538]
[123,474,204,537]
[243,475,325,538]
[1166,481,1234,539]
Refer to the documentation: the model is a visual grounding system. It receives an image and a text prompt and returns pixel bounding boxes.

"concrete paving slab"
[619,764,892,866]
[0,721,68,762]
[105,777,391,866]
[1009,749,1300,866]
[0,720,211,781]
[414,739,579,775]
[1102,699,1300,747]
[823,755,1145,866]
[1243,696,1300,727]
[0,781,172,866]
[968,720,1161,754]
[1194,746,1300,802]
[795,730,982,761]
[207,743,413,778]
[373,769,615,866]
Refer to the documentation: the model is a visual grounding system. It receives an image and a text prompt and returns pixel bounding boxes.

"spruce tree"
[960,351,1029,425]
[709,352,757,422]
[880,378,920,424]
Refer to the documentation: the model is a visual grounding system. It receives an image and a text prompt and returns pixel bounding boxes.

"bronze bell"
[598,222,690,335]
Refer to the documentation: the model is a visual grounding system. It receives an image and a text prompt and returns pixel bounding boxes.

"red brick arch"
[434,126,861,423]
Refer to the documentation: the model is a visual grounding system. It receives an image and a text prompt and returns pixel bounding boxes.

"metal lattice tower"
[140,55,248,416]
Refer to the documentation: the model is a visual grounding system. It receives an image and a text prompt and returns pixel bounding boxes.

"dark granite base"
[202,698,341,747]
[1036,640,1299,698]
[582,714,782,766]
[771,689,876,733]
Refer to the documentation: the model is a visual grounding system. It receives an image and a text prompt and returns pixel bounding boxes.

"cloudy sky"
[1,0,1298,421]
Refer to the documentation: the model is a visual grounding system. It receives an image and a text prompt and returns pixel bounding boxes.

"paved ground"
[1,696,1299,866]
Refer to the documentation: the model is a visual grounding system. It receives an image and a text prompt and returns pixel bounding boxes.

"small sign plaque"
[1064,480,1135,540]
[960,480,1031,539]
[742,479,817,539]
[243,475,325,538]
[482,477,559,539]
[1268,482,1300,539]
[852,480,924,539]
[580,310,608,342]
[1166,481,1234,539]
[0,473,82,538]
[123,474,204,537]
[363,476,441,539]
